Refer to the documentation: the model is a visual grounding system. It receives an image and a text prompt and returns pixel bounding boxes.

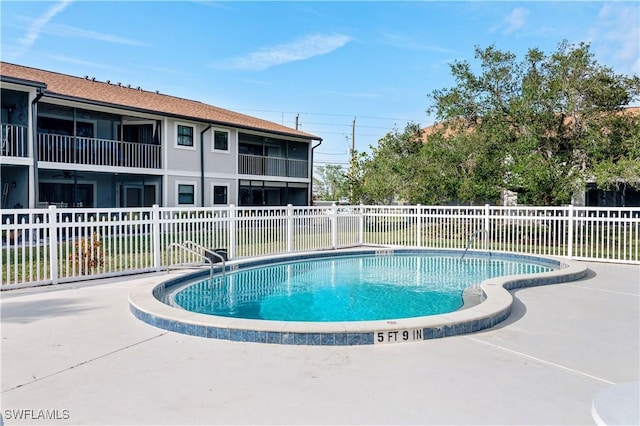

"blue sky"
[1,1,638,169]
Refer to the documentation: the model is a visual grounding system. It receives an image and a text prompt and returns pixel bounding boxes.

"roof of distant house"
[422,106,640,141]
[0,62,320,141]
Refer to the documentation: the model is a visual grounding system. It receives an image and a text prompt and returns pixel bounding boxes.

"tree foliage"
[358,123,425,204]
[353,41,640,206]
[433,41,640,205]
[313,164,348,201]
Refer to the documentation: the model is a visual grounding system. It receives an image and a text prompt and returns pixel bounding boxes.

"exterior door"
[123,184,157,207]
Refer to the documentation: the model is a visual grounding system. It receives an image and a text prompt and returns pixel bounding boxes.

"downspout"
[31,87,46,207]
[200,124,212,206]
[72,108,78,207]
[310,138,322,205]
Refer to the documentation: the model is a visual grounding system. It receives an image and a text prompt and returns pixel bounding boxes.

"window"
[177,125,194,147]
[177,184,195,205]
[238,142,262,156]
[212,185,228,205]
[123,184,157,207]
[120,123,154,144]
[39,182,94,207]
[213,130,229,151]
[238,180,308,206]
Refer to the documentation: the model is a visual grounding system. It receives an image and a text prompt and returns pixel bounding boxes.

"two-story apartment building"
[1,62,321,209]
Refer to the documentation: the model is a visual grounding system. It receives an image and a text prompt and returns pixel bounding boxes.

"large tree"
[427,40,640,205]
[313,164,348,201]
[358,123,425,204]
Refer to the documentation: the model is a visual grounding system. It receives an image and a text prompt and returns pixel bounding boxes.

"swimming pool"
[169,254,553,322]
[129,248,588,345]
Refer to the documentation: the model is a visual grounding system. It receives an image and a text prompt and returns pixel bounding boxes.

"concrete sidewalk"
[1,261,638,425]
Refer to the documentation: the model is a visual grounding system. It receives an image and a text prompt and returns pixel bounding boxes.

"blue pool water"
[172,254,553,322]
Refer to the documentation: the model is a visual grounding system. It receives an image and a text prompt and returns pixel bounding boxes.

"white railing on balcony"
[37,133,161,169]
[1,124,28,157]
[288,158,309,178]
[238,154,308,178]
[1,204,638,289]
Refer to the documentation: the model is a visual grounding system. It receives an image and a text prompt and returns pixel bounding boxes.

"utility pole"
[351,117,355,162]
[295,114,299,130]
[350,117,356,203]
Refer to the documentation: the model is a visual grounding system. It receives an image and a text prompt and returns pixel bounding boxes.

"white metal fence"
[1,204,638,289]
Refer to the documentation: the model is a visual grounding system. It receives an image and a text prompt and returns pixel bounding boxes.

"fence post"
[287,204,294,253]
[229,204,237,259]
[567,204,574,259]
[152,205,161,271]
[48,205,59,285]
[331,203,338,249]
[484,204,490,250]
[358,204,364,245]
[416,204,422,247]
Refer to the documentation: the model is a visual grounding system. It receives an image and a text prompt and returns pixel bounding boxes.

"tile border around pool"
[128,248,588,346]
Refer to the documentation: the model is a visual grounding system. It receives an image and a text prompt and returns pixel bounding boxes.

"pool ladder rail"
[461,229,489,261]
[166,241,226,283]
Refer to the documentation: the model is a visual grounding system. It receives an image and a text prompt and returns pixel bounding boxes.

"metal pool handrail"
[182,240,226,281]
[461,229,489,260]
[166,242,218,283]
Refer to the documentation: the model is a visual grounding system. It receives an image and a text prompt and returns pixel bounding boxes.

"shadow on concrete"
[573,267,597,282]
[0,298,98,324]
[473,267,597,334]
[473,291,528,334]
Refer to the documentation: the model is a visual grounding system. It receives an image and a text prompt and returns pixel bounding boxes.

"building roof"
[0,62,320,141]
[422,106,640,141]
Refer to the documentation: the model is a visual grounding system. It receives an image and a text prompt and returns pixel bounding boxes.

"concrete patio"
[1,261,638,425]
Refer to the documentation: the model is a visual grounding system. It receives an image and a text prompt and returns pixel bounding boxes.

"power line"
[233,108,426,124]
[299,121,353,128]
[315,151,348,155]
[314,161,350,165]
[300,121,403,130]
[303,129,387,138]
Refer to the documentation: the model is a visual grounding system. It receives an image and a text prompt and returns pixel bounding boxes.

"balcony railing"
[1,124,28,157]
[238,154,308,178]
[38,133,162,169]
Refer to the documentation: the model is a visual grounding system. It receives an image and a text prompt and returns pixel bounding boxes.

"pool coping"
[128,248,588,345]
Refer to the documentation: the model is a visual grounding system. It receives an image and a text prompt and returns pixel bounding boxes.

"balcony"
[37,133,162,169]
[1,124,28,157]
[238,154,308,178]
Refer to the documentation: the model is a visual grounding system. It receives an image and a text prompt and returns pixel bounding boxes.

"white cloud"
[43,54,122,72]
[12,1,144,58]
[43,23,147,46]
[589,3,640,75]
[223,33,353,71]
[18,0,73,49]
[502,7,529,35]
